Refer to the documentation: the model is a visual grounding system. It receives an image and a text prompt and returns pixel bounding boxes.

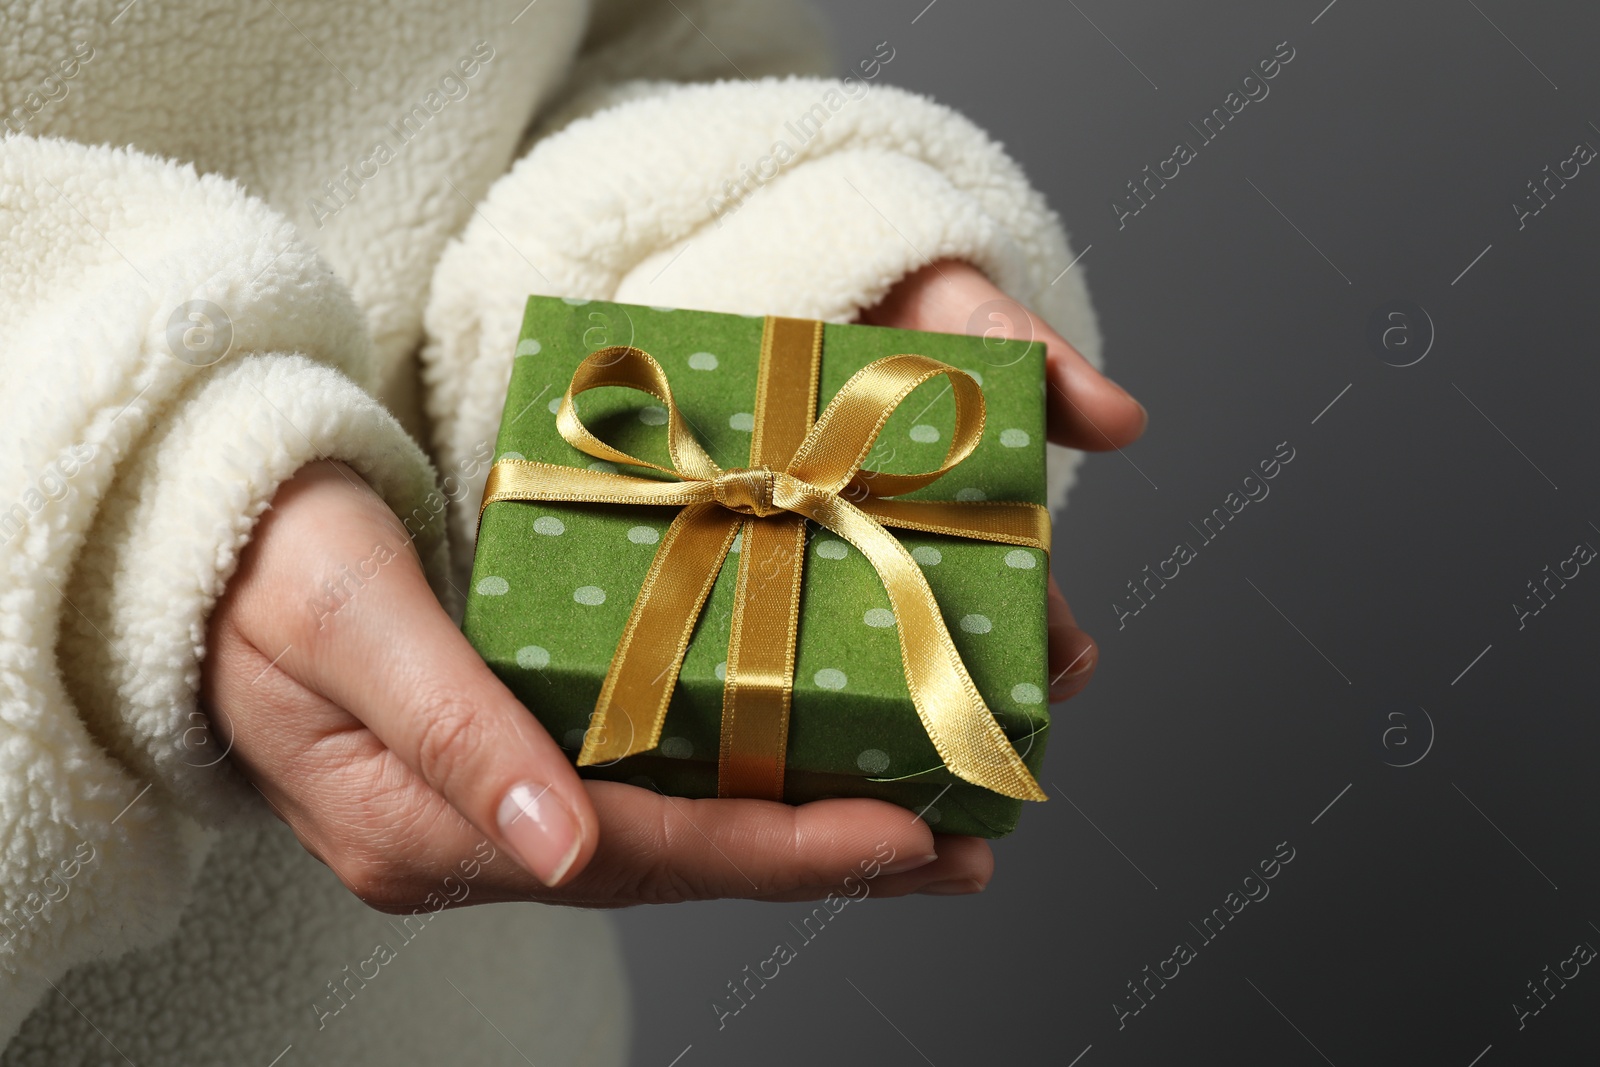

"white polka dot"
[715,661,727,681]
[856,749,890,773]
[1012,682,1044,705]
[639,405,668,426]
[964,370,984,386]
[515,645,550,669]
[499,450,526,461]
[533,516,565,536]
[960,614,992,634]
[816,540,848,560]
[574,585,607,605]
[1000,428,1031,448]
[563,727,587,750]
[476,576,509,596]
[863,608,895,628]
[561,297,590,305]
[956,488,987,502]
[649,305,675,313]
[729,412,755,432]
[588,461,618,474]
[1005,549,1037,569]
[627,525,659,544]
[730,531,742,554]
[921,805,942,825]
[910,424,940,443]
[687,351,719,370]
[911,546,942,566]
[515,338,543,356]
[814,668,848,690]
[660,736,693,759]
[548,396,563,413]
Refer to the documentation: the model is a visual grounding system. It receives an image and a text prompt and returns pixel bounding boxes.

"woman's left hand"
[860,259,1148,704]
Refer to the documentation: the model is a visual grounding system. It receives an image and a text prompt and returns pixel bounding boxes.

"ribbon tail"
[578,502,741,766]
[778,482,1049,802]
[855,498,1052,554]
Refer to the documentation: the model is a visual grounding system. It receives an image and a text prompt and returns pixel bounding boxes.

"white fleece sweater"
[0,1,1102,1063]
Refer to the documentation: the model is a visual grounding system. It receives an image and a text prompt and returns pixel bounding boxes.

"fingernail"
[1050,646,1097,699]
[497,783,582,887]
[1062,650,1096,681]
[882,852,939,876]
[915,878,985,896]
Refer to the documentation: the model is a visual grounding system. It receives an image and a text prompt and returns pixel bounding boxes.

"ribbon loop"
[786,354,986,497]
[558,345,722,481]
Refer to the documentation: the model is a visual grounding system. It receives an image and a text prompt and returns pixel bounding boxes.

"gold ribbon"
[481,316,1051,802]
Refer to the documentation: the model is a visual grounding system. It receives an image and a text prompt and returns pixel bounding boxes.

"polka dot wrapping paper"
[463,297,1051,837]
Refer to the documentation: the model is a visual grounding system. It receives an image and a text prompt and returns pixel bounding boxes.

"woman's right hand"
[201,459,984,914]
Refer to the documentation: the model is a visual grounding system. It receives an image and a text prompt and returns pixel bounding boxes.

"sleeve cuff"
[58,354,449,822]
[0,134,434,1039]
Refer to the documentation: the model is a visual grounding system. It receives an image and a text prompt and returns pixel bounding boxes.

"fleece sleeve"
[422,7,1103,568]
[0,135,450,1043]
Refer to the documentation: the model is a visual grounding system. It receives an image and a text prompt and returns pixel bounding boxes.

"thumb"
[236,461,598,887]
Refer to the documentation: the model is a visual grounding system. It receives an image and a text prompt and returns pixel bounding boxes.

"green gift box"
[462,296,1052,837]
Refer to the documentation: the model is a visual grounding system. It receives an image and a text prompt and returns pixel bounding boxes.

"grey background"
[616,1,1600,1064]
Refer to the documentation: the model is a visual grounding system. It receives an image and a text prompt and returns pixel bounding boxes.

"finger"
[219,649,991,910]
[754,833,997,901]
[886,833,995,896]
[856,259,1146,450]
[549,785,951,906]
[231,461,599,889]
[1048,573,1098,702]
[234,712,959,908]
[1041,324,1147,452]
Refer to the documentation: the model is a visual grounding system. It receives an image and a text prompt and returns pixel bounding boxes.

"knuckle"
[623,853,702,906]
[282,582,347,657]
[334,851,416,913]
[625,805,725,904]
[650,846,710,902]
[408,692,486,791]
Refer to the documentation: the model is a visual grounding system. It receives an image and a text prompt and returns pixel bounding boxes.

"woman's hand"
[859,258,1148,703]
[204,461,976,912]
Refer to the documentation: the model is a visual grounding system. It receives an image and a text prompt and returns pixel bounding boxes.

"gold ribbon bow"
[481,316,1050,802]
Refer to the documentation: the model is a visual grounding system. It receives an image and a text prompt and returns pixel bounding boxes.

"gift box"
[463,296,1053,837]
